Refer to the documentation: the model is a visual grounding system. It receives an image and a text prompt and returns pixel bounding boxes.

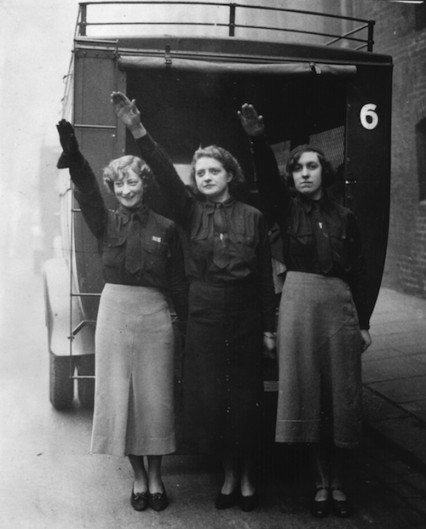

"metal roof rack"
[77,1,375,51]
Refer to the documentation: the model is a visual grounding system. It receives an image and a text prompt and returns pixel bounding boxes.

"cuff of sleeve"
[57,150,84,169]
[135,133,157,154]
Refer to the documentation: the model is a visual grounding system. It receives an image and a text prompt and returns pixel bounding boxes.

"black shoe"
[130,489,149,511]
[215,489,239,510]
[149,488,169,512]
[331,489,351,518]
[332,498,351,517]
[240,492,259,512]
[310,488,330,518]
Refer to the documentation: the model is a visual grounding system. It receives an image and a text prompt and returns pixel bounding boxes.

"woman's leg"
[309,442,331,517]
[221,457,240,494]
[215,457,240,509]
[310,442,330,493]
[330,446,350,496]
[128,455,150,511]
[240,457,256,496]
[329,446,351,517]
[128,455,148,492]
[147,455,163,494]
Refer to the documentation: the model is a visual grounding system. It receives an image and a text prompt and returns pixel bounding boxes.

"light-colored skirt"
[275,272,363,448]
[90,283,175,456]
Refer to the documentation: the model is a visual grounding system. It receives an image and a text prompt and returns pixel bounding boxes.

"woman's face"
[113,170,144,208]
[194,156,231,202]
[292,151,323,200]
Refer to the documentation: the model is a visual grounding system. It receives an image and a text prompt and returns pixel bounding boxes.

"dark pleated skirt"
[90,283,175,456]
[275,272,363,448]
[183,280,264,457]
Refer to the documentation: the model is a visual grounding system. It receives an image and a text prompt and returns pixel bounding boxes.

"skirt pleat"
[90,283,175,456]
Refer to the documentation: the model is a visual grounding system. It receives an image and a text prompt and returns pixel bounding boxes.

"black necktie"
[311,202,333,274]
[213,203,229,269]
[125,213,142,274]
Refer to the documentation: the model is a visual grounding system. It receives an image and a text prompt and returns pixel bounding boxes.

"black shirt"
[251,137,370,329]
[68,151,188,323]
[133,135,276,332]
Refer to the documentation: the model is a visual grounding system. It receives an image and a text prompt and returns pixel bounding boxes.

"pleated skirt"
[90,283,175,456]
[275,272,363,448]
[183,280,264,457]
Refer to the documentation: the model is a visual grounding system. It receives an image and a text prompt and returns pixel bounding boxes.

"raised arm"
[56,120,107,239]
[238,104,291,223]
[111,92,191,225]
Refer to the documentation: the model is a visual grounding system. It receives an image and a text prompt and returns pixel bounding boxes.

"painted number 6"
[360,103,378,130]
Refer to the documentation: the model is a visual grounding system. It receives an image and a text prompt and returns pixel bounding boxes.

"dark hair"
[286,145,335,188]
[102,155,153,196]
[189,145,245,195]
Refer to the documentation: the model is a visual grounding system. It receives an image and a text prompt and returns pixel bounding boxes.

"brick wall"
[349,1,426,297]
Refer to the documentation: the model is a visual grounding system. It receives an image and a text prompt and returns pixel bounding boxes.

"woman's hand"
[360,329,372,353]
[111,91,147,138]
[263,332,276,359]
[237,103,265,138]
[56,119,79,153]
[56,119,79,169]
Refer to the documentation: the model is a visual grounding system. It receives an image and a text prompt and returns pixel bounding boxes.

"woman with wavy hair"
[111,91,276,511]
[239,103,372,519]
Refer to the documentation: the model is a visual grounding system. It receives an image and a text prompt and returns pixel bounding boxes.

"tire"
[76,355,95,409]
[49,353,74,410]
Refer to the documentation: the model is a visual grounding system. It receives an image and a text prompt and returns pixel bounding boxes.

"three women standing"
[56,119,188,512]
[239,103,372,518]
[111,91,276,511]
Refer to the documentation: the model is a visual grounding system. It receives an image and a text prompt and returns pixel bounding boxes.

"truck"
[43,2,392,447]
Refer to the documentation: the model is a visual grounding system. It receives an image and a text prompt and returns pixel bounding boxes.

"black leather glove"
[56,119,79,168]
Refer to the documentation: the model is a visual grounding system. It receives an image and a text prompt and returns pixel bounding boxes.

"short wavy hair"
[102,155,153,195]
[189,145,245,196]
[286,144,335,188]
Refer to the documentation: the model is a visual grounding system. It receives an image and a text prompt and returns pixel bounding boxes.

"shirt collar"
[204,197,235,214]
[296,191,330,213]
[118,203,149,224]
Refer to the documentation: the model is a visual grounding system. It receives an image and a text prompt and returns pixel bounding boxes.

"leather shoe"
[130,489,149,511]
[149,488,169,511]
[240,492,259,512]
[310,488,330,518]
[332,498,351,517]
[215,489,239,510]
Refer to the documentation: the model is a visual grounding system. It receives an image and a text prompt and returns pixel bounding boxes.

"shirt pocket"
[233,230,257,268]
[286,225,313,256]
[140,239,169,272]
[102,236,126,269]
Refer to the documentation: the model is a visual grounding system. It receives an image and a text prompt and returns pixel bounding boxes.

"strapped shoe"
[310,487,330,518]
[240,492,259,512]
[215,489,239,510]
[149,488,169,511]
[331,489,351,518]
[130,489,149,511]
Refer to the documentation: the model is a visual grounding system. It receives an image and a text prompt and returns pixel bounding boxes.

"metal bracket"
[165,45,172,67]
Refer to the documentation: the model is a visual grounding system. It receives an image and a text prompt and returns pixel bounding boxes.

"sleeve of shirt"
[251,137,292,224]
[346,212,370,330]
[68,152,108,240]
[256,213,277,332]
[166,223,189,332]
[135,134,193,227]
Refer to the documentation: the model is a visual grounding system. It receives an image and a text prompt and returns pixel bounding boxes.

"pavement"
[361,287,426,521]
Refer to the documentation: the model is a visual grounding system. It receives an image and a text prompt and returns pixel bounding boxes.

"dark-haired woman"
[239,104,371,518]
[111,92,276,511]
[56,119,188,512]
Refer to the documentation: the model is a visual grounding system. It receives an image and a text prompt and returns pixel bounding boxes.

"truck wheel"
[77,355,95,409]
[49,353,74,409]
